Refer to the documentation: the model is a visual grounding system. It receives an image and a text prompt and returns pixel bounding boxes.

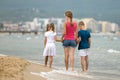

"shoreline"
[0,54,51,80]
[0,54,120,80]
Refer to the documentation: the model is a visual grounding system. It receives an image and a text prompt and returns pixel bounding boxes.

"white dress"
[43,31,56,56]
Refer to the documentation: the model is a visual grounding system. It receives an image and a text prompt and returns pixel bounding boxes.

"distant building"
[2,18,119,34]
[79,18,119,33]
[80,18,101,33]
[32,18,69,32]
[111,23,119,33]
[3,22,19,31]
[99,21,119,33]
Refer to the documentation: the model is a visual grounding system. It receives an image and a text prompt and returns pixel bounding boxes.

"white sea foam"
[30,72,41,76]
[107,49,120,53]
[54,70,93,78]
[35,36,38,39]
[30,69,94,80]
[113,37,118,40]
[27,60,41,65]
[26,37,31,40]
[0,54,6,56]
[17,36,21,38]
[53,70,78,76]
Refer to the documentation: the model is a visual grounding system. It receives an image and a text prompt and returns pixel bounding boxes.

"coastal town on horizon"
[0,17,120,35]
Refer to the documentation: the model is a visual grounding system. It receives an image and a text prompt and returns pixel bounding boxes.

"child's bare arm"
[88,38,91,47]
[76,37,81,45]
[44,37,47,47]
[54,36,62,42]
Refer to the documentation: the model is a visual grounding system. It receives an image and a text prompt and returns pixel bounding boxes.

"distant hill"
[0,0,120,25]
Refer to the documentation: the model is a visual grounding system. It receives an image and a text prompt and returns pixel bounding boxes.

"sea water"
[0,33,120,80]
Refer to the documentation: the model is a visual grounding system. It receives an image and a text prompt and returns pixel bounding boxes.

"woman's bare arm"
[61,22,66,41]
[75,24,78,40]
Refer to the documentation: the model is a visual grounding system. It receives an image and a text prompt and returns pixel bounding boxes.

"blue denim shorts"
[63,40,76,48]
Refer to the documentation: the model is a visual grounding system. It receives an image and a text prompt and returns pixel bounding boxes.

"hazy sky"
[0,0,119,12]
[0,0,120,24]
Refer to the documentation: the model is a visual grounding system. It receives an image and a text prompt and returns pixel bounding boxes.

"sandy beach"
[0,56,51,80]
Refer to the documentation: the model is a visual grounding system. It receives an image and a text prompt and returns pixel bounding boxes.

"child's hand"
[76,38,80,44]
[44,46,46,48]
[61,38,64,43]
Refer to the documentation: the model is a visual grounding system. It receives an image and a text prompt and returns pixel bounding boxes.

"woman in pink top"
[61,10,78,71]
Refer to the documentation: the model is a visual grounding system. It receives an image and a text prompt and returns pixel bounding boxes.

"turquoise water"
[0,33,120,80]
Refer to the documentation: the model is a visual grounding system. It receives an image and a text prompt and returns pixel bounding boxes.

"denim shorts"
[63,40,76,48]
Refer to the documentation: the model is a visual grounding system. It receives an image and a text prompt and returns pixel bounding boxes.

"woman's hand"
[76,37,81,44]
[61,37,64,43]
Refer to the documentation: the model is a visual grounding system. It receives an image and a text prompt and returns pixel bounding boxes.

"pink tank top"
[64,22,77,40]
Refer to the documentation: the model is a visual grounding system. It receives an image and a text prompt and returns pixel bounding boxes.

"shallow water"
[0,33,120,80]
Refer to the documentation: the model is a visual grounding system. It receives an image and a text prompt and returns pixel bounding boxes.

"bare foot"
[49,66,52,68]
[81,70,85,74]
[44,65,47,67]
[77,70,85,74]
[85,70,88,74]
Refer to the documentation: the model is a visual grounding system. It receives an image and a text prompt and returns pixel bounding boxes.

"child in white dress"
[43,23,61,68]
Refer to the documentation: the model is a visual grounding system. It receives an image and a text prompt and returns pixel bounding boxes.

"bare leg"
[85,55,89,72]
[69,47,75,71]
[45,56,48,67]
[64,47,69,70]
[81,56,85,72]
[49,56,53,68]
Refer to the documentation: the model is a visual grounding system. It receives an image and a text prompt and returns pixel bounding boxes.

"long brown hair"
[65,10,73,26]
[49,23,55,32]
[46,24,50,31]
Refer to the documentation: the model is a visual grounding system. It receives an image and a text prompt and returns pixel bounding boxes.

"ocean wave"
[0,54,6,56]
[26,37,32,40]
[35,36,39,39]
[39,69,93,80]
[107,49,120,53]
